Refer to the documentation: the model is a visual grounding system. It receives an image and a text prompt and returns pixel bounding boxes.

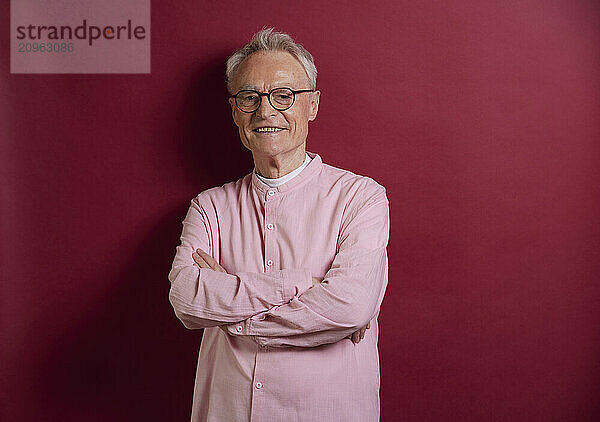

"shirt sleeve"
[225,183,390,348]
[168,194,313,329]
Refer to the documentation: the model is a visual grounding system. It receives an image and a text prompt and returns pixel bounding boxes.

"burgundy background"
[2,1,599,421]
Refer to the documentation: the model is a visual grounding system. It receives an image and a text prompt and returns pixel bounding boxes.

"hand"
[192,248,228,273]
[347,321,370,344]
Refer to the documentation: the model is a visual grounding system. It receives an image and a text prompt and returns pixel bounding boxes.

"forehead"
[233,50,310,90]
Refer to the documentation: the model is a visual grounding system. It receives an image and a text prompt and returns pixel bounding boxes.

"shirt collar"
[251,151,322,195]
[254,153,311,187]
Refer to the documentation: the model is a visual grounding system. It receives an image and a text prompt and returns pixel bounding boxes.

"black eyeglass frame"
[229,87,315,113]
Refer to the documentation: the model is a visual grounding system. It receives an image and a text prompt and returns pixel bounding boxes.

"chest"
[215,191,346,277]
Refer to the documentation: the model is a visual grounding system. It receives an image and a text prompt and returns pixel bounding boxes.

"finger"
[196,249,226,273]
[351,331,359,344]
[198,250,227,273]
[360,327,366,340]
[192,252,211,268]
[366,322,371,329]
[211,261,228,273]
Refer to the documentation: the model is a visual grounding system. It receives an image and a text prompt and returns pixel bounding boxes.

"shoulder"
[316,161,389,234]
[191,173,251,210]
[320,161,390,245]
[319,161,388,205]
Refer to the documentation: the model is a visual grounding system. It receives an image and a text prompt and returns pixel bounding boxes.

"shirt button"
[267,190,275,196]
[255,382,263,389]
[267,223,274,230]
[266,259,273,266]
[236,326,242,332]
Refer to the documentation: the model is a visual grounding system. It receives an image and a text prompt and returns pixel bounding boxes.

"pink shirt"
[168,151,390,421]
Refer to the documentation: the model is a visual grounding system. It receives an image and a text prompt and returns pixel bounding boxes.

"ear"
[229,97,239,127]
[308,90,320,122]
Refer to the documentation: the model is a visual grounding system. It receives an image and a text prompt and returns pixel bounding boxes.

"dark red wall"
[2,1,599,421]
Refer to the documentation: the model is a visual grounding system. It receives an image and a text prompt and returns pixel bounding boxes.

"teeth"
[255,127,283,132]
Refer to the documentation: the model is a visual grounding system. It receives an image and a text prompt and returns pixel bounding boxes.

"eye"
[274,93,292,101]
[240,93,258,102]
[272,89,294,105]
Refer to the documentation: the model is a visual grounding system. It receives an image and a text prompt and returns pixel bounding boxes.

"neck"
[253,146,306,178]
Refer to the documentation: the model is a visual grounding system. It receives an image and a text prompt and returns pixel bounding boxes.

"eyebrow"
[237,84,294,91]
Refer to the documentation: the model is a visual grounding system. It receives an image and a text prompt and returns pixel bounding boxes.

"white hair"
[226,28,317,94]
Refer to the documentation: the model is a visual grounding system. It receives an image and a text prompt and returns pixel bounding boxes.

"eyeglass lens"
[236,88,295,112]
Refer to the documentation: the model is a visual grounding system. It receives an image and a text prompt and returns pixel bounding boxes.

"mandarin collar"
[251,151,322,195]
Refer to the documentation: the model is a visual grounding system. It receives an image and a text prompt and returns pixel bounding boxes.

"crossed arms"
[192,249,371,344]
[168,183,389,348]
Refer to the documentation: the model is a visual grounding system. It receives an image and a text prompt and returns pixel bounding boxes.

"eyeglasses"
[230,87,314,113]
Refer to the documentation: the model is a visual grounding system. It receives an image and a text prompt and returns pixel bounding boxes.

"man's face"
[229,50,320,158]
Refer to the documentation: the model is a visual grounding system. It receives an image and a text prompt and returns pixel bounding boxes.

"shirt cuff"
[226,322,247,336]
[224,268,311,338]
[224,315,264,343]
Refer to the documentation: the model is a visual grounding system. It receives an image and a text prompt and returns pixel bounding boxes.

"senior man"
[168,28,390,421]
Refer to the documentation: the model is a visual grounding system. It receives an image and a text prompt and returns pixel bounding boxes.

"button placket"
[263,189,279,273]
[250,336,269,421]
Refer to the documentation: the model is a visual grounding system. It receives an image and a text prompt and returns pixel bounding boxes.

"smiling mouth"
[253,127,286,133]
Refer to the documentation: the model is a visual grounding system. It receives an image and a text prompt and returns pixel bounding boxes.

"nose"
[254,94,278,119]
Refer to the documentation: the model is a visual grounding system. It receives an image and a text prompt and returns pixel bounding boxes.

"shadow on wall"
[36,55,254,419]
[176,53,254,189]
